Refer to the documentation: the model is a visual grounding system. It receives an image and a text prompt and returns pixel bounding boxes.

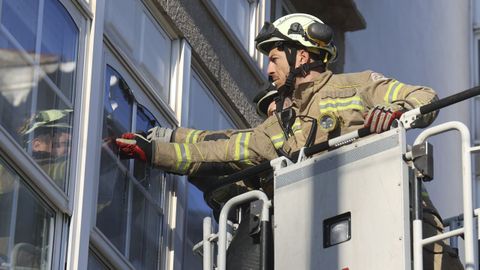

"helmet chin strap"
[275,45,324,140]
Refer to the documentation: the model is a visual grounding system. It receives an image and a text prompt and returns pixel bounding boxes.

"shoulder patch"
[370,72,388,81]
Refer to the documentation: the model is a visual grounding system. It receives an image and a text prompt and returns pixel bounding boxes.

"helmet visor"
[255,22,290,45]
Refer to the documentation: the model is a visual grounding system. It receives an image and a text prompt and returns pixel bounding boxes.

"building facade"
[0,0,364,269]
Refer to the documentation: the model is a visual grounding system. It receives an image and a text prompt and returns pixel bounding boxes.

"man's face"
[52,132,70,157]
[267,47,290,88]
[32,134,52,153]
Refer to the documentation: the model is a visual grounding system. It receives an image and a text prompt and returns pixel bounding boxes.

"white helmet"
[255,13,337,64]
[19,109,72,135]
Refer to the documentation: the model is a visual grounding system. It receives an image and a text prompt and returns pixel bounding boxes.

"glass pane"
[134,105,163,202]
[103,66,133,137]
[96,152,129,253]
[0,157,54,269]
[182,73,235,269]
[0,68,73,190]
[138,12,171,101]
[226,1,250,48]
[96,66,134,253]
[0,44,34,142]
[129,184,162,270]
[1,0,39,52]
[0,0,78,192]
[40,0,78,102]
[475,97,480,142]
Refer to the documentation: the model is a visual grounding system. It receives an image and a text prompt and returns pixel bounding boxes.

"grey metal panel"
[274,129,411,270]
[276,133,400,189]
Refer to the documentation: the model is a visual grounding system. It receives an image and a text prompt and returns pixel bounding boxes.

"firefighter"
[0,109,72,267]
[116,13,461,270]
[144,84,285,206]
[18,109,72,188]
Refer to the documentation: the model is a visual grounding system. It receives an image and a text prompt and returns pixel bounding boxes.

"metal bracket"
[270,156,293,172]
[411,141,434,181]
[249,200,264,236]
[398,108,421,129]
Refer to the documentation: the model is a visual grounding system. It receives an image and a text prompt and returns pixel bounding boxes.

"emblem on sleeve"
[370,72,387,81]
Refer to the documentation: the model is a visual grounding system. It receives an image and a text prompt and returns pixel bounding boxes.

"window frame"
[472,32,480,145]
[88,45,175,270]
[201,0,270,75]
[102,0,179,112]
[0,0,87,268]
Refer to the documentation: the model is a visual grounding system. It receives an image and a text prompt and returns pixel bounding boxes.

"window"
[474,37,480,145]
[0,156,55,269]
[211,0,254,50]
[0,0,79,192]
[104,0,173,103]
[94,65,166,269]
[210,0,270,64]
[181,70,235,269]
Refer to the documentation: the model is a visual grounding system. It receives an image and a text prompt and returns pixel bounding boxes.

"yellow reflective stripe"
[173,143,191,173]
[243,132,253,165]
[186,130,201,143]
[392,82,404,102]
[234,133,242,161]
[384,81,396,103]
[234,132,253,164]
[173,144,182,171]
[183,144,191,171]
[384,81,404,103]
[292,119,302,133]
[192,130,200,143]
[319,96,364,112]
[271,133,285,149]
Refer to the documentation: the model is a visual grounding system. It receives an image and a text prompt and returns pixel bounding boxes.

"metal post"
[203,217,212,270]
[412,176,424,270]
[217,190,270,270]
[414,122,478,270]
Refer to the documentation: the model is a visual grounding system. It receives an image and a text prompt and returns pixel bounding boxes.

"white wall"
[344,0,473,218]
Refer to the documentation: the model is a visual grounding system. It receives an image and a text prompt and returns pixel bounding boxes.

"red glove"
[364,104,405,133]
[115,133,152,163]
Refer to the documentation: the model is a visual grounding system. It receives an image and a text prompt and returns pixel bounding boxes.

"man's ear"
[31,138,42,151]
[297,49,311,65]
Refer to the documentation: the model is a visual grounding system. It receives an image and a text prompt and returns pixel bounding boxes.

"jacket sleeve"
[361,71,438,127]
[151,124,278,177]
[172,127,246,143]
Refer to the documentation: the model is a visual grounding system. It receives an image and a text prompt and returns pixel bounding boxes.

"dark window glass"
[97,66,133,253]
[0,156,54,268]
[41,0,78,101]
[97,66,164,269]
[0,0,77,192]
[1,0,39,52]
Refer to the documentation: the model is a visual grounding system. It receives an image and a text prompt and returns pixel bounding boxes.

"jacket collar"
[292,70,333,112]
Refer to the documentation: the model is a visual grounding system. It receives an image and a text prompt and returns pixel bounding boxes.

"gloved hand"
[146,126,173,143]
[115,132,152,163]
[364,104,405,133]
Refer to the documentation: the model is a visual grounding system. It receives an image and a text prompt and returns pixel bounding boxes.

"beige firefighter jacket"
[152,70,437,177]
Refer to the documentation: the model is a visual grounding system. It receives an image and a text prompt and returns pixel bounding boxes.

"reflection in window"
[96,66,165,269]
[0,156,54,269]
[0,0,78,192]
